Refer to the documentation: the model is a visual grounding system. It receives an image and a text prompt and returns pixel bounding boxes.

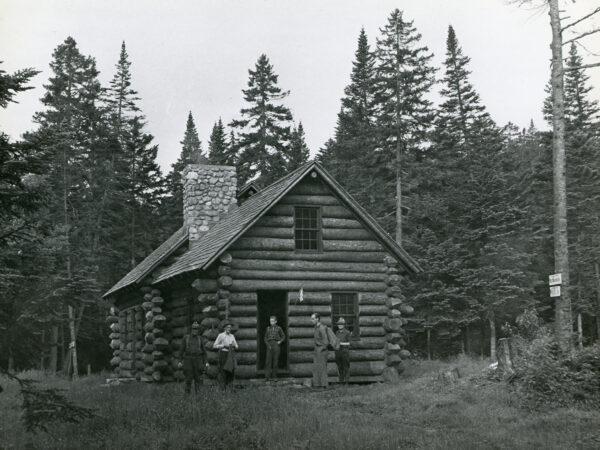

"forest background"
[2,4,600,374]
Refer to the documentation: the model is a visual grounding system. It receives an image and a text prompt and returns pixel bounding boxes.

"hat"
[336,317,346,325]
[191,321,200,329]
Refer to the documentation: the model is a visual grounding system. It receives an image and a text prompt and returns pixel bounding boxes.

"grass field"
[2,356,600,449]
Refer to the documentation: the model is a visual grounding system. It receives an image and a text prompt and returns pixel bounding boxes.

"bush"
[506,310,600,408]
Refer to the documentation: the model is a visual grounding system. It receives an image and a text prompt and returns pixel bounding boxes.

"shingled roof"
[103,226,188,298]
[103,161,422,299]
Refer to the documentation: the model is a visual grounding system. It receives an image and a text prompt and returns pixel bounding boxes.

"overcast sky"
[1,0,599,172]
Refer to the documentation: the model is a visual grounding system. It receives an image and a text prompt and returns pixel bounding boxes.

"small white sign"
[550,285,561,297]
[549,273,562,286]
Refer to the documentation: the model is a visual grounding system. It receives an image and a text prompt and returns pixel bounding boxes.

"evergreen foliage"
[208,118,235,165]
[230,54,294,187]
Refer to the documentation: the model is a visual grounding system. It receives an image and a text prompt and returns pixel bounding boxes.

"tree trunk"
[549,0,573,354]
[465,324,471,355]
[489,315,497,362]
[426,327,431,361]
[49,325,58,374]
[577,312,583,350]
[595,262,600,341]
[497,338,515,379]
[8,346,14,373]
[68,305,79,380]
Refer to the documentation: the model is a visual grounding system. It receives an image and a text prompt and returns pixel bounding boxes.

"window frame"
[293,205,323,253]
[331,292,360,340]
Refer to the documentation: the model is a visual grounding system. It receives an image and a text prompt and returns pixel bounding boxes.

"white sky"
[1,0,599,172]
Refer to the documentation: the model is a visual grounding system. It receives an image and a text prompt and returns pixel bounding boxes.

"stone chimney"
[182,164,237,244]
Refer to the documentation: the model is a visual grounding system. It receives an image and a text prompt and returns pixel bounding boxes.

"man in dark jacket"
[264,315,285,381]
[334,317,352,384]
[180,321,207,394]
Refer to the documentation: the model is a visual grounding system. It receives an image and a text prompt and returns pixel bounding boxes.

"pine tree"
[373,9,436,243]
[208,118,235,165]
[288,122,310,171]
[230,54,294,186]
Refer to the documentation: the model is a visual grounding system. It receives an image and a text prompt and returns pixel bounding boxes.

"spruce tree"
[230,54,294,186]
[288,122,310,171]
[162,112,205,234]
[319,28,378,209]
[373,9,436,243]
[208,118,235,165]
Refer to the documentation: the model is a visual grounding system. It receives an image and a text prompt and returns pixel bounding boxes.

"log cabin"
[103,161,422,383]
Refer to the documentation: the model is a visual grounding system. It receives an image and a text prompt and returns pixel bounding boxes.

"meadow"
[2,357,599,450]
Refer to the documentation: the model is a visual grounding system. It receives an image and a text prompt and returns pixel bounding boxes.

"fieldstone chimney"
[182,164,237,244]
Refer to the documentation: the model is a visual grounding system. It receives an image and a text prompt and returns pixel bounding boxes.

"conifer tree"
[288,122,310,171]
[319,28,378,209]
[230,54,294,186]
[373,9,436,243]
[162,112,205,233]
[208,118,235,165]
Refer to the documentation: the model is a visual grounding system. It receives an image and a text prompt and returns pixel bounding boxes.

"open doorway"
[257,290,288,373]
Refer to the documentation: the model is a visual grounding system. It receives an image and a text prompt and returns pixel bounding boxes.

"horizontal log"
[230,250,388,263]
[235,365,258,379]
[322,228,373,240]
[234,328,258,340]
[230,269,385,282]
[237,340,258,352]
[289,316,332,327]
[288,304,388,316]
[231,259,385,274]
[255,215,294,227]
[243,227,293,239]
[289,361,385,377]
[287,326,385,338]
[235,316,258,328]
[268,204,354,219]
[279,194,340,206]
[288,291,331,304]
[323,240,383,252]
[360,293,388,305]
[289,350,384,364]
[286,316,383,327]
[233,237,294,251]
[322,218,363,229]
[229,305,257,316]
[231,280,386,293]
[289,337,385,351]
[230,292,257,304]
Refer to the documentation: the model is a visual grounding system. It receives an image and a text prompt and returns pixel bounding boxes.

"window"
[294,206,321,251]
[331,293,359,339]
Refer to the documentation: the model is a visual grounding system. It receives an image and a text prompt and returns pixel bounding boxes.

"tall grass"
[2,357,599,449]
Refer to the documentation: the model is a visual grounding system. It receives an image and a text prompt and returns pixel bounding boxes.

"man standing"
[311,313,329,388]
[264,315,285,381]
[213,321,238,389]
[334,317,352,385]
[180,321,207,394]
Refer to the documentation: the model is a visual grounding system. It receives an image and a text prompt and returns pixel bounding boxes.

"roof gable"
[104,161,422,298]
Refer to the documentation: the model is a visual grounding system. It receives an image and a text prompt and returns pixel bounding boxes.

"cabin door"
[257,290,288,373]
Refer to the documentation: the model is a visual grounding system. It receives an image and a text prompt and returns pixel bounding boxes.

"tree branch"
[561,7,600,32]
[563,62,600,71]
[563,28,600,46]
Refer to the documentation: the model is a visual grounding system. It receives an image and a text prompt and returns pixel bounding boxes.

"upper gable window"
[294,206,321,251]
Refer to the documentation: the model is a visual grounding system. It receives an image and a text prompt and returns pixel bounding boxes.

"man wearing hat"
[334,317,352,384]
[213,321,238,389]
[264,315,285,381]
[181,321,208,394]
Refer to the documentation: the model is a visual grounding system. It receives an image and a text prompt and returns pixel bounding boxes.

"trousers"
[184,355,204,393]
[312,347,328,387]
[265,341,281,379]
[218,350,235,389]
[335,348,350,383]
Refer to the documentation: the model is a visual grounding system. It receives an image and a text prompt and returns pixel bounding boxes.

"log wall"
[226,175,393,380]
